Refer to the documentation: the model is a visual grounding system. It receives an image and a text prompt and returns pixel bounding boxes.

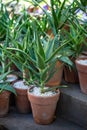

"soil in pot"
[75,58,87,94]
[27,86,60,125]
[0,91,11,117]
[13,80,31,114]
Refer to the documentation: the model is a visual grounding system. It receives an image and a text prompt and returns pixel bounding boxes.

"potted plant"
[0,44,17,117]
[6,3,73,118]
[62,20,86,83]
[25,31,72,124]
[8,20,72,123]
[16,24,71,124]
[0,3,20,107]
[0,71,16,117]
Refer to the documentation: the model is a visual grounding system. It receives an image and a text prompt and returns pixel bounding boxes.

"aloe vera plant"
[62,19,86,59]
[29,0,77,35]
[0,45,16,95]
[2,0,75,93]
[7,21,73,93]
[28,33,71,93]
[0,2,17,94]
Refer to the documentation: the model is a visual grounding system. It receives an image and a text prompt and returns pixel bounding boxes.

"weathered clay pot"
[13,80,31,113]
[0,91,11,117]
[27,86,60,125]
[64,66,79,83]
[64,57,79,83]
[63,22,70,32]
[47,29,54,39]
[46,61,63,87]
[75,57,87,94]
[10,63,19,71]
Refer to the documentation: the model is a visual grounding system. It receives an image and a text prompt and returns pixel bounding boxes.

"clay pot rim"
[7,74,18,83]
[13,80,29,95]
[13,80,29,90]
[0,90,11,97]
[27,86,60,98]
[75,57,87,67]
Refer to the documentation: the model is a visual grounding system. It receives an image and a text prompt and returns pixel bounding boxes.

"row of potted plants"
[0,0,87,125]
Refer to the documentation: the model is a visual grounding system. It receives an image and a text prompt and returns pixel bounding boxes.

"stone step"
[0,108,85,130]
[57,82,87,129]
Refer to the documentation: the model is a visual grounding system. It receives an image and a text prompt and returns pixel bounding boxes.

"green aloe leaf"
[36,52,45,70]
[59,56,73,66]
[45,39,54,59]
[0,83,16,95]
[40,66,48,81]
[46,41,68,63]
[0,71,11,81]
[36,35,45,60]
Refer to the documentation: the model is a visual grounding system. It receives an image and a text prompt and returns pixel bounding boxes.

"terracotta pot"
[27,86,60,125]
[10,63,19,71]
[75,57,87,94]
[46,61,63,87]
[47,29,54,39]
[64,57,79,83]
[13,80,31,113]
[64,66,79,83]
[27,5,34,13]
[63,22,70,32]
[0,91,11,117]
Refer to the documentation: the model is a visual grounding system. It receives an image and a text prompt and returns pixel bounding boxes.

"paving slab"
[0,108,86,130]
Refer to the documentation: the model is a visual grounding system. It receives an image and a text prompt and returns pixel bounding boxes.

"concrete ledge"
[57,82,87,129]
[0,108,85,130]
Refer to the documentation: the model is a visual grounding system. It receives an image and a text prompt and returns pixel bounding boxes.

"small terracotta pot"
[13,81,31,113]
[64,57,79,83]
[47,29,54,39]
[46,61,63,87]
[10,63,19,71]
[27,86,60,125]
[27,5,34,13]
[75,57,87,94]
[0,91,11,117]
[63,22,70,32]
[64,66,79,83]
